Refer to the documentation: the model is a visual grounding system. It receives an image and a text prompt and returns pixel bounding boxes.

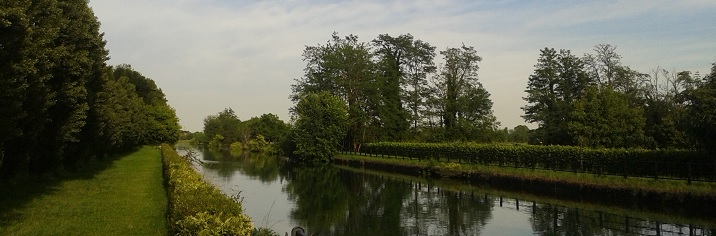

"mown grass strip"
[0,146,167,236]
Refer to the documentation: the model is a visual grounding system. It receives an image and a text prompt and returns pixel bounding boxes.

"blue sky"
[88,0,716,132]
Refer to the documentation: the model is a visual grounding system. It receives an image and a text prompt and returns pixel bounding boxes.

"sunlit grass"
[0,146,167,236]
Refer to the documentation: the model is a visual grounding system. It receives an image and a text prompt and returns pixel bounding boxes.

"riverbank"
[0,146,167,235]
[334,154,716,218]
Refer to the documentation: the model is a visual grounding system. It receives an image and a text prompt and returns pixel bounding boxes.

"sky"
[88,0,716,132]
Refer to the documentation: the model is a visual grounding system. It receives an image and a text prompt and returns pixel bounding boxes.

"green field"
[0,146,167,236]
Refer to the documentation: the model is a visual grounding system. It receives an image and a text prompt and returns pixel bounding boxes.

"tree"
[203,108,242,149]
[429,45,497,140]
[250,113,290,144]
[372,34,436,136]
[509,125,530,143]
[0,0,180,180]
[372,34,411,141]
[522,48,592,145]
[568,86,646,148]
[292,33,377,150]
[682,62,716,150]
[641,69,695,149]
[292,92,348,162]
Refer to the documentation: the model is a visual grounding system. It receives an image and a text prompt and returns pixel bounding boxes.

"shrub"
[362,142,714,180]
[230,142,244,152]
[161,144,254,235]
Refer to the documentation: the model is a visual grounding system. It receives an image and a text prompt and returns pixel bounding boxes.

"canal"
[178,146,715,235]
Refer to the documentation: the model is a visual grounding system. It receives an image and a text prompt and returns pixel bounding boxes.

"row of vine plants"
[359,142,715,182]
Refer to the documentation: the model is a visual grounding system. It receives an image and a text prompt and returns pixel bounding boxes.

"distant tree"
[292,92,348,162]
[203,108,242,149]
[682,62,716,150]
[250,113,290,143]
[509,125,530,143]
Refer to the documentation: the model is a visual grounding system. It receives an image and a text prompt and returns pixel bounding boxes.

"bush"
[161,144,254,235]
[361,142,714,180]
[248,135,269,153]
[230,142,244,152]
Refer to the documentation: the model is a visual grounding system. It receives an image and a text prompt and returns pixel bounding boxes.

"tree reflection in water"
[187,145,716,236]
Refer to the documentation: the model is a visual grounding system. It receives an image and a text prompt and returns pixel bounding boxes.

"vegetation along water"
[3,0,716,235]
[188,146,716,235]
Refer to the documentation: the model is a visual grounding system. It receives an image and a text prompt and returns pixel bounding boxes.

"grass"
[0,146,167,236]
[334,154,716,199]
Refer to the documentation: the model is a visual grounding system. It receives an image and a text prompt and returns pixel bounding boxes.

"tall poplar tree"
[522,48,592,145]
[431,45,496,140]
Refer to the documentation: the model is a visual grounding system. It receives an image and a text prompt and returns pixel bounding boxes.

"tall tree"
[292,92,348,162]
[372,34,411,141]
[522,48,592,145]
[292,33,376,150]
[682,62,716,150]
[372,34,436,134]
[431,45,496,140]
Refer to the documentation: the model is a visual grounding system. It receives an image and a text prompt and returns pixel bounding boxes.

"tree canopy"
[0,0,180,180]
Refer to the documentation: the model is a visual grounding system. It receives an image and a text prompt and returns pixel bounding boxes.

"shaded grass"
[0,146,167,236]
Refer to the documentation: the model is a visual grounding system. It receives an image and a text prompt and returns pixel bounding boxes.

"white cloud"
[89,0,716,131]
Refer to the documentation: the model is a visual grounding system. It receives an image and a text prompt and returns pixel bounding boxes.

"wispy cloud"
[89,0,716,131]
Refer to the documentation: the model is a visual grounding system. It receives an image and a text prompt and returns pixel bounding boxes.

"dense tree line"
[0,0,179,180]
[200,109,290,153]
[523,44,716,150]
[291,33,500,153]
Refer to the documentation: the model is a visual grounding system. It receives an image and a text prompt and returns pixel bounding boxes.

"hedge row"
[361,142,715,181]
[161,144,254,235]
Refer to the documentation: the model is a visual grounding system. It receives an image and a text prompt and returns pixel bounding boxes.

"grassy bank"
[0,146,167,235]
[334,154,716,217]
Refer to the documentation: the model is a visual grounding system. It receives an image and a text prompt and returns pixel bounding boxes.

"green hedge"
[361,142,715,181]
[161,144,254,236]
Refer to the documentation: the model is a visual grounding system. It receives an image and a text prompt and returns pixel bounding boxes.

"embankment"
[333,155,716,218]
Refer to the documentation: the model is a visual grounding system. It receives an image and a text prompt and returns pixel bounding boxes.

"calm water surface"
[178,146,715,236]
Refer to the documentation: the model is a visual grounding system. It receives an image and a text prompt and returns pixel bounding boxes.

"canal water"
[178,146,715,236]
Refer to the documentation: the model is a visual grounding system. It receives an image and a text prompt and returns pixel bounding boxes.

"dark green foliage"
[291,33,501,145]
[569,86,647,148]
[362,142,713,180]
[523,48,593,145]
[292,92,348,162]
[372,34,432,140]
[202,108,242,149]
[0,0,180,180]
[682,63,716,150]
[248,113,290,144]
[508,125,531,143]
